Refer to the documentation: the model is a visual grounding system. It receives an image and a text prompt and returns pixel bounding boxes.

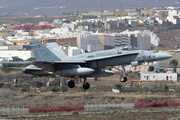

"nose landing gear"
[83,77,90,90]
[112,66,128,83]
[120,77,127,82]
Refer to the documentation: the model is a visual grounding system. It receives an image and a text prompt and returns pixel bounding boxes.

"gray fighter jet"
[28,40,171,90]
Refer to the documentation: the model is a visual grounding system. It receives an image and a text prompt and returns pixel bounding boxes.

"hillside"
[0,0,178,14]
[153,29,180,50]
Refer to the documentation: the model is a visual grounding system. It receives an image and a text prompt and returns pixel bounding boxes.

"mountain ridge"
[0,0,178,14]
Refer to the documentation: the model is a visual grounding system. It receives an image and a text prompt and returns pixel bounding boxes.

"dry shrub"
[51,96,65,101]
[12,96,26,101]
[31,96,44,101]
[0,89,16,98]
[124,97,133,103]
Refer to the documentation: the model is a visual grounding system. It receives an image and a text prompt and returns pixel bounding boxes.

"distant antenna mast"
[120,0,123,18]
[139,1,142,9]
[155,1,157,8]
[101,1,103,20]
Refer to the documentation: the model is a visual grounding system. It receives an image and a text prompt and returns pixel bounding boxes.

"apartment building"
[114,34,130,46]
[141,8,153,16]
[99,34,115,50]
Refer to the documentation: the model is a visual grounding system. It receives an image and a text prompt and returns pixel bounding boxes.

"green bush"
[149,66,154,71]
[21,84,30,92]
[134,71,140,77]
[115,84,122,92]
[59,86,68,92]
[3,83,11,89]
[79,86,85,91]
[175,90,180,93]
[51,88,60,92]
[0,64,10,73]
[72,111,79,115]
[164,86,168,91]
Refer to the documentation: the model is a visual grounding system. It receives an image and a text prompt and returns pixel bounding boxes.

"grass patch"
[72,111,79,115]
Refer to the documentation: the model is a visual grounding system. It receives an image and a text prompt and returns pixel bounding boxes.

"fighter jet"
[28,40,172,90]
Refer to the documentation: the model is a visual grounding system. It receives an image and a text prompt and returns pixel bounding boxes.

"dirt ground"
[5,107,180,120]
[0,71,180,108]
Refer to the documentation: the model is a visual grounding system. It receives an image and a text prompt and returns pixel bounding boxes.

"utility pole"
[101,0,103,20]
[120,0,123,18]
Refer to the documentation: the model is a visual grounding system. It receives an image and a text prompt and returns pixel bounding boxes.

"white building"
[120,30,151,50]
[0,51,33,61]
[60,46,84,57]
[137,31,151,50]
[114,34,130,46]
[167,10,180,24]
[62,23,75,31]
[7,36,33,41]
[0,38,13,45]
[0,40,4,46]
[128,12,139,16]
[121,30,159,48]
[141,72,177,81]
[50,27,72,35]
[67,46,83,57]
[79,33,104,52]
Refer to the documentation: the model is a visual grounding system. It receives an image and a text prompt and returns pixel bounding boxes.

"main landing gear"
[67,77,90,90]
[68,80,75,88]
[113,66,128,83]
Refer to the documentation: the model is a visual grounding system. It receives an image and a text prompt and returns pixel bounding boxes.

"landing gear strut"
[120,67,127,82]
[83,78,90,90]
[113,66,128,83]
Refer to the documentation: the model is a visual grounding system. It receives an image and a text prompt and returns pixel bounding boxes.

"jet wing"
[33,61,86,64]
[33,61,87,72]
[85,53,139,61]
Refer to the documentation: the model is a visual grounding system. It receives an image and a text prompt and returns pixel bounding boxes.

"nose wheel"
[112,66,128,83]
[120,77,127,82]
[83,82,90,90]
[83,77,90,90]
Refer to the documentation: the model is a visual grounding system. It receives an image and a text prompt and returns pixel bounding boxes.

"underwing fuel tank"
[85,70,116,77]
[23,69,53,76]
[54,68,95,76]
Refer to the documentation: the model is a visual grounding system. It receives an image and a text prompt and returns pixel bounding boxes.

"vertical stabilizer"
[29,40,60,61]
[46,42,67,60]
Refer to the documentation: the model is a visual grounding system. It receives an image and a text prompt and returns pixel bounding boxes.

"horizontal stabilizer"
[7,67,23,70]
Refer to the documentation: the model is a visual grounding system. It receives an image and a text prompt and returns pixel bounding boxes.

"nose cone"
[22,68,27,73]
[155,52,172,61]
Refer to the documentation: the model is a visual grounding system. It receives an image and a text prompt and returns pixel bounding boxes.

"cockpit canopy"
[114,45,139,51]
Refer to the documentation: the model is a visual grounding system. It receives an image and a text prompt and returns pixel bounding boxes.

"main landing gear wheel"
[83,82,90,90]
[120,77,127,82]
[68,81,75,88]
